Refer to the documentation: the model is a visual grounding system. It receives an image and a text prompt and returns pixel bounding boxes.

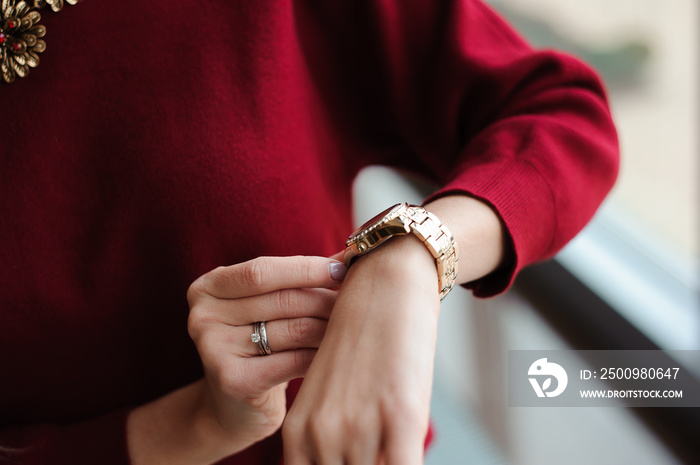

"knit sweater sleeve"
[420,2,620,296]
[0,410,131,464]
[299,0,619,296]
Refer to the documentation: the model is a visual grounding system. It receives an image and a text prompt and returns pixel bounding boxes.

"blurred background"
[352,1,699,464]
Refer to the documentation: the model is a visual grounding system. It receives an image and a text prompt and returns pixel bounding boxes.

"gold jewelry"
[343,203,458,300]
[1,0,79,84]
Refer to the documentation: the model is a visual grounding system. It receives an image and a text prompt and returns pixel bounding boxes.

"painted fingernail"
[328,262,348,281]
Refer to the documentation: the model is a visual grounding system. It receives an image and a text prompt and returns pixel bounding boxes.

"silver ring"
[251,321,272,356]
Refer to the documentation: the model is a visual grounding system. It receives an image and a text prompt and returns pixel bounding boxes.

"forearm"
[126,381,239,465]
[347,194,509,301]
[424,194,510,286]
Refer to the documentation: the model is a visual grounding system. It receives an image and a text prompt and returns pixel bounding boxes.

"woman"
[0,0,618,463]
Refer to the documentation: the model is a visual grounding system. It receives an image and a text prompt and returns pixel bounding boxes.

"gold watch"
[343,202,458,300]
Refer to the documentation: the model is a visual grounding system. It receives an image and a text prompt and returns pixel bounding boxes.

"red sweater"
[0,1,618,463]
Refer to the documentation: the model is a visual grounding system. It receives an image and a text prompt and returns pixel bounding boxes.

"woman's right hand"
[127,256,347,465]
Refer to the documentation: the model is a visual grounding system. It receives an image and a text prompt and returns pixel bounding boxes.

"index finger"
[193,256,348,299]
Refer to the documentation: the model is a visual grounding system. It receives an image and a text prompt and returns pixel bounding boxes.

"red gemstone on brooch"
[2,0,79,84]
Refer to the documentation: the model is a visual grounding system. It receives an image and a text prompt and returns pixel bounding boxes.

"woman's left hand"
[282,195,508,465]
[282,235,440,465]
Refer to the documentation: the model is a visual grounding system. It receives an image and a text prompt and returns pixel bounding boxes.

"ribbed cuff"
[426,156,555,297]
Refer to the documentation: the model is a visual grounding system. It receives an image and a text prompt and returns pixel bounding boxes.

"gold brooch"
[1,0,78,84]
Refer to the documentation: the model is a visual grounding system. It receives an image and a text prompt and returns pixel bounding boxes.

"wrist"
[344,203,458,300]
[352,233,437,286]
[324,234,441,369]
[424,195,509,283]
[127,380,243,465]
[339,234,441,324]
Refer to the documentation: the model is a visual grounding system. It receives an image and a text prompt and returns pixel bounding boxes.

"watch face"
[344,202,411,265]
[358,204,401,232]
[351,203,405,238]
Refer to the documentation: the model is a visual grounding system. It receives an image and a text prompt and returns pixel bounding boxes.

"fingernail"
[328,261,348,281]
